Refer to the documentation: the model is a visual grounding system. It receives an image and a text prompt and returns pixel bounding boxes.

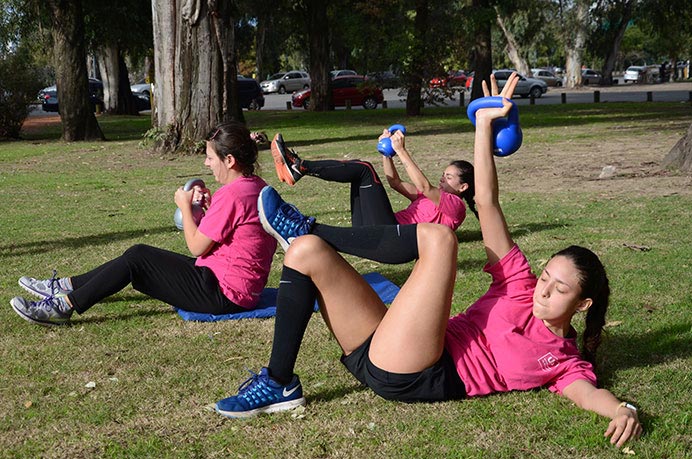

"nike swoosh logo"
[283,385,299,397]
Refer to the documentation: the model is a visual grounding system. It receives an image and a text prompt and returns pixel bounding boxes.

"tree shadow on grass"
[70,307,175,325]
[308,382,368,404]
[0,226,174,258]
[597,322,692,387]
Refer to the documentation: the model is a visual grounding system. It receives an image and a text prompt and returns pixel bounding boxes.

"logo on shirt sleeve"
[537,352,559,372]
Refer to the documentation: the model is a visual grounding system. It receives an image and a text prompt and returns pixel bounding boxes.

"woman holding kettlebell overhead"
[216,73,642,449]
[10,122,277,327]
[269,124,477,231]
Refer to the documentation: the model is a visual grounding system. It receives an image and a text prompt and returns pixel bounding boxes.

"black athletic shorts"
[340,334,466,402]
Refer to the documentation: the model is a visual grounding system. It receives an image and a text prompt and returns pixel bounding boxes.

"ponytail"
[450,160,478,219]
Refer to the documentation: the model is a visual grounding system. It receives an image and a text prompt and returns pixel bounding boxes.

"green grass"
[0,104,691,458]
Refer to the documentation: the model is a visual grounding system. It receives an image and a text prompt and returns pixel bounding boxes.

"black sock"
[267,266,317,385]
[311,224,419,264]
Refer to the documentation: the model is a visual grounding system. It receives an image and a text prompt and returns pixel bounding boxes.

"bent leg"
[304,160,396,225]
[368,224,457,373]
[283,235,388,355]
[69,244,238,315]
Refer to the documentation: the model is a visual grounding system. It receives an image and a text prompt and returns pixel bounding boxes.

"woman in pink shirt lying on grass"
[269,127,477,231]
[215,73,642,449]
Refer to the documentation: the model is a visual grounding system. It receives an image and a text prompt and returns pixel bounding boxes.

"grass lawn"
[0,103,690,458]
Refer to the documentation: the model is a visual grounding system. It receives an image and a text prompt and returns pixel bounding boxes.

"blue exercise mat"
[175,272,400,322]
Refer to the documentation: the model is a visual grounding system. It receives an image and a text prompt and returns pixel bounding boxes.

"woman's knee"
[285,235,333,273]
[122,244,155,261]
[417,224,458,256]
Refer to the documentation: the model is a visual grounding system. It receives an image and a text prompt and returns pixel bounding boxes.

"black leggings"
[303,159,397,226]
[67,244,245,315]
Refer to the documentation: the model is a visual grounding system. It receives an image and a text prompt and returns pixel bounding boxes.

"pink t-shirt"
[394,191,466,230]
[444,245,597,397]
[195,176,277,308]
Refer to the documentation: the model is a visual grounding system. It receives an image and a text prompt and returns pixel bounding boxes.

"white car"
[260,71,310,94]
[130,79,152,96]
[623,66,648,83]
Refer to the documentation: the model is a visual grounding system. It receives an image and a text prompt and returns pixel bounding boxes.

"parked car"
[39,78,104,112]
[236,76,265,110]
[492,70,548,98]
[581,68,602,85]
[292,75,383,110]
[429,70,467,88]
[130,79,152,97]
[623,66,648,83]
[260,71,310,94]
[531,68,563,87]
[365,70,401,89]
[330,69,357,79]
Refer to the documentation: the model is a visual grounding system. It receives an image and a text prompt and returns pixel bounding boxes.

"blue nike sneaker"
[216,367,306,419]
[258,186,315,251]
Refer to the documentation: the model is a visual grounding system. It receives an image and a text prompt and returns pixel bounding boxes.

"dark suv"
[237,76,265,110]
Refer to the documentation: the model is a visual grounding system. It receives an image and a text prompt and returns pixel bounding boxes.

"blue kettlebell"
[377,124,407,157]
[467,96,523,157]
[174,178,206,230]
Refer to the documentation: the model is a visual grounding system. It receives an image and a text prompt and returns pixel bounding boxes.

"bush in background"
[0,49,46,139]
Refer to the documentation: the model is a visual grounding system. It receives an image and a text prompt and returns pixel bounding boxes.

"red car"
[292,75,384,110]
[429,70,467,88]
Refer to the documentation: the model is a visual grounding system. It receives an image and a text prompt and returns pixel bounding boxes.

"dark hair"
[205,121,258,176]
[449,160,478,219]
[552,245,610,365]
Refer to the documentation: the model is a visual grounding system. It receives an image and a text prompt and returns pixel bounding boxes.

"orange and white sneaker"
[271,133,304,186]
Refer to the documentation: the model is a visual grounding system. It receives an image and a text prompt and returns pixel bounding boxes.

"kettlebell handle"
[377,124,407,157]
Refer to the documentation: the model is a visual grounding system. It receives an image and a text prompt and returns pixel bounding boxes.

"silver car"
[531,68,563,87]
[260,71,311,94]
[493,70,548,98]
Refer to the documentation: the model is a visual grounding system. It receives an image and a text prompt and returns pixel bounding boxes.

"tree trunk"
[600,1,633,85]
[152,0,236,153]
[47,0,104,141]
[99,45,119,112]
[307,0,331,111]
[662,123,692,172]
[116,53,138,115]
[405,0,429,116]
[470,0,493,101]
[495,7,530,76]
[563,0,589,89]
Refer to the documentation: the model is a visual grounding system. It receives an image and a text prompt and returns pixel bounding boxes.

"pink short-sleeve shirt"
[444,245,597,397]
[195,176,277,308]
[394,191,466,230]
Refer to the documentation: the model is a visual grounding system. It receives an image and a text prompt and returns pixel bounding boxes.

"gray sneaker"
[18,271,72,299]
[10,295,73,327]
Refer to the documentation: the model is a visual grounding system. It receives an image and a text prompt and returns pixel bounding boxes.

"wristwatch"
[618,402,637,413]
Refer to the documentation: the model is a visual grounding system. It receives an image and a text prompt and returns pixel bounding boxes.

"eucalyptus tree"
[84,0,152,115]
[44,0,104,140]
[151,0,241,153]
[555,0,590,88]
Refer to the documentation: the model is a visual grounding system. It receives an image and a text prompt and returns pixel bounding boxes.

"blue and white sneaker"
[18,270,72,299]
[216,367,306,419]
[10,295,73,327]
[258,186,315,252]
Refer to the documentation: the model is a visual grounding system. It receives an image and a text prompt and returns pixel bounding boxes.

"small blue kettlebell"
[467,96,523,157]
[377,124,407,157]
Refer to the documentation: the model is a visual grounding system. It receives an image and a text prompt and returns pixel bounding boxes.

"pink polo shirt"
[395,191,466,230]
[195,176,277,308]
[444,245,597,397]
